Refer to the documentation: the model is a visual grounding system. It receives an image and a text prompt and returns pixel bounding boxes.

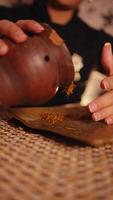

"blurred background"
[0,0,112,36]
[0,0,34,6]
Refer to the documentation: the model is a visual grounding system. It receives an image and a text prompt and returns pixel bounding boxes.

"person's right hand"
[0,19,44,55]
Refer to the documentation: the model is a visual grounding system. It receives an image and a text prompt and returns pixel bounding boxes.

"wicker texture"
[0,119,113,200]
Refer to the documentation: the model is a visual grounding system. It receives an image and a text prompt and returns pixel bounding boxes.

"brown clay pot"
[0,24,74,108]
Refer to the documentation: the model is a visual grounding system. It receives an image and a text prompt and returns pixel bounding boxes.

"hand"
[0,19,44,55]
[89,42,113,124]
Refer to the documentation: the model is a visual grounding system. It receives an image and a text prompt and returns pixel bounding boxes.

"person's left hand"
[88,42,113,125]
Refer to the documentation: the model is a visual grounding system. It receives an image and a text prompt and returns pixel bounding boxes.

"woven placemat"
[0,119,113,200]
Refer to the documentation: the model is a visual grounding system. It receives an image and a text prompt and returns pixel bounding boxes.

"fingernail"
[103,81,109,90]
[34,24,44,31]
[89,103,97,113]
[104,42,111,47]
[106,118,113,125]
[92,112,101,121]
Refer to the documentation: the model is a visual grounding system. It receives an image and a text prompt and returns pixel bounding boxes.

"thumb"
[101,42,113,76]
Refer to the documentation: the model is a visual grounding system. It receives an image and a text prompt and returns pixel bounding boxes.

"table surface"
[0,115,113,200]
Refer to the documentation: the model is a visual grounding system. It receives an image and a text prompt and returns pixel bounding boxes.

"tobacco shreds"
[65,82,76,96]
[40,112,65,125]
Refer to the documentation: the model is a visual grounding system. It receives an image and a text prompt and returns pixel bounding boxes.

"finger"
[0,39,8,55]
[0,20,27,42]
[105,115,113,125]
[92,104,113,121]
[16,20,44,33]
[101,76,113,90]
[88,90,113,113]
[101,42,113,76]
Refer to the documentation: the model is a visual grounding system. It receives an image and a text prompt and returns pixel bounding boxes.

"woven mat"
[0,119,113,200]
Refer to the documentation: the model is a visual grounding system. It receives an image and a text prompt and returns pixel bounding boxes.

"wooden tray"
[9,104,113,146]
